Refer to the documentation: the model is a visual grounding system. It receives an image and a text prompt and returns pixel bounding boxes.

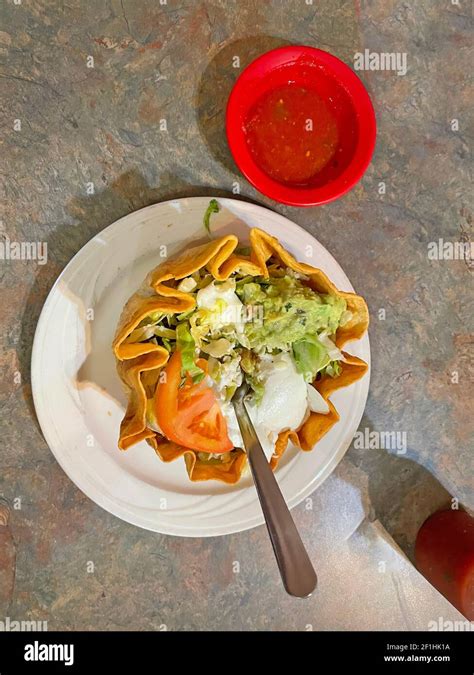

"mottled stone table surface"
[0,1,472,630]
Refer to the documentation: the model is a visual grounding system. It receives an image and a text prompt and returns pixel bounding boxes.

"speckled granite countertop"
[0,0,472,630]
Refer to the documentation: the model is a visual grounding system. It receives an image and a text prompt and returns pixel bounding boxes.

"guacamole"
[236,274,346,352]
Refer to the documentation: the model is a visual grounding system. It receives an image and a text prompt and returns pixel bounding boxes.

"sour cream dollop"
[206,352,309,462]
[196,279,244,333]
[244,352,308,460]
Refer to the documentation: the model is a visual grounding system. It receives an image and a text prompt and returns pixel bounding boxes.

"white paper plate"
[31,197,370,537]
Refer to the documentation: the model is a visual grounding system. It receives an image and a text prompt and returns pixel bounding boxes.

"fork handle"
[235,400,317,598]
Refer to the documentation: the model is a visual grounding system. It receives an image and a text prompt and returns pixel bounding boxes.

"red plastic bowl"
[226,46,376,207]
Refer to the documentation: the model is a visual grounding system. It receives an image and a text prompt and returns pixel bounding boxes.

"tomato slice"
[154,350,233,454]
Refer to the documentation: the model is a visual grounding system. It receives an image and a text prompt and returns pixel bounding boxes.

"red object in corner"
[415,509,474,620]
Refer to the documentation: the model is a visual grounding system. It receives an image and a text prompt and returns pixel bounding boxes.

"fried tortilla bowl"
[113,228,369,484]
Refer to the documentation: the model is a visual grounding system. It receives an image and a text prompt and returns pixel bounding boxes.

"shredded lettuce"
[176,323,204,381]
[177,277,197,293]
[200,337,233,357]
[238,349,264,403]
[145,311,163,324]
[246,375,264,404]
[224,384,238,401]
[322,360,342,378]
[235,245,251,257]
[317,331,344,361]
[153,326,176,339]
[292,336,330,383]
[176,309,194,322]
[203,199,219,236]
[235,275,254,291]
[192,370,206,384]
[125,323,175,344]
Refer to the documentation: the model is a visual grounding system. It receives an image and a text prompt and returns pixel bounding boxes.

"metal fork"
[232,383,317,598]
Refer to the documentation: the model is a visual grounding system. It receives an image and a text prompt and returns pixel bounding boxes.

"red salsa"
[245,84,339,185]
